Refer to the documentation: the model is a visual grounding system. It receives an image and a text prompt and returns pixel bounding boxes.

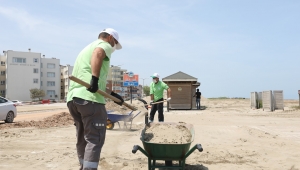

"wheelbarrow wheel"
[106,120,114,130]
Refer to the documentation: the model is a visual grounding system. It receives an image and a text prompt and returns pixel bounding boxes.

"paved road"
[9,103,69,122]
[17,103,68,114]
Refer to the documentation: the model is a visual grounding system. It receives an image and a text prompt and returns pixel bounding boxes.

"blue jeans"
[196,98,200,109]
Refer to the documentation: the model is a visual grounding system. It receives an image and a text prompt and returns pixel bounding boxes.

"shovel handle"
[69,76,137,111]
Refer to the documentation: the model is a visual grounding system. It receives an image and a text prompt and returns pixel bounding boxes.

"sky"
[0,0,299,99]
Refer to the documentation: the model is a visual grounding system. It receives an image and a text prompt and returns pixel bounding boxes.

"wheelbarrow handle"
[196,144,203,152]
[184,143,204,159]
[69,76,137,111]
[132,145,149,157]
[132,145,139,154]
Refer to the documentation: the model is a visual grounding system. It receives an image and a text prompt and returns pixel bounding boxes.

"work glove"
[111,91,124,106]
[167,98,171,101]
[87,76,99,93]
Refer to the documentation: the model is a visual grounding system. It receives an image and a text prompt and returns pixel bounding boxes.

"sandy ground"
[1,99,300,170]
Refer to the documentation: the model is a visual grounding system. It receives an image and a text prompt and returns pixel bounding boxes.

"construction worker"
[67,28,124,170]
[149,73,172,166]
[149,73,171,122]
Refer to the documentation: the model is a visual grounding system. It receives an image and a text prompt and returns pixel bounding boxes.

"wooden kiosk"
[162,71,200,110]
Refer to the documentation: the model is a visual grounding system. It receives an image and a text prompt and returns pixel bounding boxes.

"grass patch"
[208,97,247,99]
[208,97,230,99]
[291,106,300,110]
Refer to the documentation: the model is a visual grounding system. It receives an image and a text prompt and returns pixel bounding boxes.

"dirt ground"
[0,99,300,170]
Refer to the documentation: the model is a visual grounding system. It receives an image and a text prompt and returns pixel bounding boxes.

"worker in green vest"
[149,73,171,122]
[67,28,124,170]
[149,72,172,166]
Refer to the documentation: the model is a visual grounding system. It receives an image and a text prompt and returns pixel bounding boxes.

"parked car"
[0,97,17,123]
[12,100,23,106]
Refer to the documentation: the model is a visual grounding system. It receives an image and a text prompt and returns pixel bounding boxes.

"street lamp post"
[140,78,147,98]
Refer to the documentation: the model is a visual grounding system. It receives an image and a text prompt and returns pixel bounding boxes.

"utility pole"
[140,78,147,98]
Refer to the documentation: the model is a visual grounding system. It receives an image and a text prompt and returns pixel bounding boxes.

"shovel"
[146,100,167,108]
[69,76,137,111]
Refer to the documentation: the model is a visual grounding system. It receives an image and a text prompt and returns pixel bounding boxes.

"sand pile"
[105,101,129,114]
[0,100,149,130]
[106,100,148,116]
[0,112,74,130]
[144,122,192,144]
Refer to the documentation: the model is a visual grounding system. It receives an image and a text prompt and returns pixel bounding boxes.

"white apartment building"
[60,65,73,100]
[41,57,61,101]
[1,50,60,101]
[0,54,7,97]
[107,66,128,98]
[107,66,142,99]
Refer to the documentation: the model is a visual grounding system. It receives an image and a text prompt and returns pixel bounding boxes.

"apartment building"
[107,66,142,99]
[0,54,6,97]
[60,65,73,100]
[1,50,60,101]
[41,57,61,101]
[107,66,128,97]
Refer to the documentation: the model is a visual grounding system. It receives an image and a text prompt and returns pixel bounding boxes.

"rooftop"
[162,71,198,82]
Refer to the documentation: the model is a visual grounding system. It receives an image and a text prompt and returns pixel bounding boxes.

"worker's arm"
[150,94,154,101]
[90,47,124,105]
[87,47,106,93]
[91,47,106,78]
[167,88,171,98]
[150,84,154,102]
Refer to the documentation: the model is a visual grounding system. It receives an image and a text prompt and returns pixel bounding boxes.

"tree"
[143,86,150,96]
[29,88,45,101]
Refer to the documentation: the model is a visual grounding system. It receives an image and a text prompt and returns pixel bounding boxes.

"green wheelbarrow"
[132,122,203,170]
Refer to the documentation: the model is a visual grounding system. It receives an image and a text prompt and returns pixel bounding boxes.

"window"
[33,79,38,83]
[47,81,55,86]
[33,68,39,73]
[61,86,63,89]
[41,63,43,68]
[47,90,55,96]
[0,71,5,75]
[41,72,43,77]
[0,81,5,85]
[0,90,6,95]
[13,57,26,63]
[65,71,68,75]
[41,81,43,86]
[33,58,39,63]
[47,63,55,69]
[47,72,55,77]
[1,61,5,65]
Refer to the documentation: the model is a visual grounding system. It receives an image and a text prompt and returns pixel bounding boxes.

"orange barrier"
[41,99,50,104]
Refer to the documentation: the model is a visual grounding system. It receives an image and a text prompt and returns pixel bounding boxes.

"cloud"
[0,6,46,30]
